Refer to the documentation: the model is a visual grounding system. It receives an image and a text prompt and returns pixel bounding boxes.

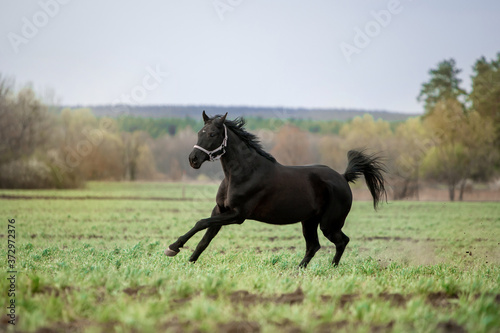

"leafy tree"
[339,114,392,151]
[422,100,496,200]
[122,131,147,181]
[54,109,128,182]
[470,54,500,120]
[459,110,497,194]
[84,131,125,181]
[417,59,467,114]
[60,108,99,146]
[469,53,500,152]
[135,144,160,180]
[121,130,163,181]
[392,117,429,200]
[318,135,347,172]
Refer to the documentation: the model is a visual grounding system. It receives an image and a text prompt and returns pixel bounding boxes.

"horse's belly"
[249,194,317,224]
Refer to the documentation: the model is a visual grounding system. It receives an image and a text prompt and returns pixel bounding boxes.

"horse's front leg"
[165,210,243,257]
[189,206,224,262]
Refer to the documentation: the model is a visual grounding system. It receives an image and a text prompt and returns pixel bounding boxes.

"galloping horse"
[165,111,386,267]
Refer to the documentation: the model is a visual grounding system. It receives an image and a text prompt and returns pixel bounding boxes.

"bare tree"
[271,125,314,165]
[0,80,55,161]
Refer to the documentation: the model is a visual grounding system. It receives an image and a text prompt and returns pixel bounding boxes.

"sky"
[1,0,499,114]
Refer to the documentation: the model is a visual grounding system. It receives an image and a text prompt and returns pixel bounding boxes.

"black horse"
[165,111,386,267]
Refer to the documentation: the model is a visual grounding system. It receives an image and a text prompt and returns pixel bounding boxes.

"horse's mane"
[210,115,277,163]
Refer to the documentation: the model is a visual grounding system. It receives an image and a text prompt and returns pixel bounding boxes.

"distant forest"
[86,104,419,121]
[66,105,414,139]
[114,114,345,138]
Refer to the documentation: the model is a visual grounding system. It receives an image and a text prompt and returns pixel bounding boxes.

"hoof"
[164,247,179,257]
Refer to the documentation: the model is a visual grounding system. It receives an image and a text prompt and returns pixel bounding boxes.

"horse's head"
[189,111,228,169]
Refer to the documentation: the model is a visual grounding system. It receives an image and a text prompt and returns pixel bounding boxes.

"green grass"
[1,182,499,332]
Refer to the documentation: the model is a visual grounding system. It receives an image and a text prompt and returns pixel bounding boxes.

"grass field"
[1,182,499,333]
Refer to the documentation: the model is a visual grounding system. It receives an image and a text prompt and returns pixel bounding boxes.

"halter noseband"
[193,124,228,162]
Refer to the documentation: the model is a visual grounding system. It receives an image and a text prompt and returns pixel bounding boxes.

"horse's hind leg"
[298,219,321,268]
[322,228,350,266]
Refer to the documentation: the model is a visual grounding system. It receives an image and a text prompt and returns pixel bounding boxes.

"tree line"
[0,53,498,200]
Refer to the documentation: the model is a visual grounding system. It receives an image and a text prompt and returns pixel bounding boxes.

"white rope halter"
[193,124,228,162]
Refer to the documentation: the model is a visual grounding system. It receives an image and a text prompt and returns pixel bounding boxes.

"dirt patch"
[62,234,103,240]
[317,321,394,333]
[269,246,298,253]
[34,285,75,297]
[376,293,408,307]
[1,314,19,326]
[123,285,158,297]
[229,288,304,306]
[232,290,407,308]
[218,321,260,333]
[59,234,104,240]
[338,294,359,307]
[426,292,459,308]
[316,320,349,332]
[361,236,422,243]
[334,293,408,308]
[371,321,395,333]
[276,288,305,305]
[437,320,466,333]
[271,319,302,333]
[320,295,332,302]
[159,317,193,333]
[230,290,261,306]
[94,287,107,304]
[172,290,494,311]
[172,295,195,306]
[34,319,106,333]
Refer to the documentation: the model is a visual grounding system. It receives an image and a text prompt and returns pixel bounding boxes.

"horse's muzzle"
[189,150,204,169]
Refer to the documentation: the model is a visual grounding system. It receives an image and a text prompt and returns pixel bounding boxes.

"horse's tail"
[343,150,387,210]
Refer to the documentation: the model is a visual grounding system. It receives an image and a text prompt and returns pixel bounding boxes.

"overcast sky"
[1,0,499,113]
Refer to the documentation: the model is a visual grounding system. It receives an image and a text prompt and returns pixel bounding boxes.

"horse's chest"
[220,182,254,210]
[222,186,238,208]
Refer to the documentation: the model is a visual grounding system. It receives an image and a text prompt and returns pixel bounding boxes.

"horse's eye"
[209,133,216,137]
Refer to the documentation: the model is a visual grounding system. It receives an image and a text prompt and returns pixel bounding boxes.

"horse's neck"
[220,131,269,182]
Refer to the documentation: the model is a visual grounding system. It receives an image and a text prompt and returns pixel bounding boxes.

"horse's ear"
[220,112,228,123]
[202,110,210,124]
